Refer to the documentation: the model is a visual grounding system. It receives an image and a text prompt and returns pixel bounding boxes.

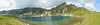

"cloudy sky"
[0,0,99,12]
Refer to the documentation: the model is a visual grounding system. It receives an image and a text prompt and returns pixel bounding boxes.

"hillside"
[0,15,27,25]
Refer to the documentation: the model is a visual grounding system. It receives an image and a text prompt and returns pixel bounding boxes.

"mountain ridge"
[0,2,99,17]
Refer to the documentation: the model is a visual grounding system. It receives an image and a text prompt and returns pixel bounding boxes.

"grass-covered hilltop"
[0,2,100,25]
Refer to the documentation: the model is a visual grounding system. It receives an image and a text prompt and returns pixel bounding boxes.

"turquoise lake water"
[19,16,84,25]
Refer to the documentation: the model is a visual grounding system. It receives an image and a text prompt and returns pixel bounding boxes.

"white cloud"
[96,10,100,12]
[44,7,52,10]
[66,2,73,5]
[75,3,82,7]
[65,0,96,11]
[0,0,10,7]
[84,3,96,10]
[0,0,96,11]
[0,0,16,11]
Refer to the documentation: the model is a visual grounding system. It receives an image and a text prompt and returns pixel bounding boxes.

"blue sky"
[94,0,100,12]
[0,0,99,12]
[74,0,100,12]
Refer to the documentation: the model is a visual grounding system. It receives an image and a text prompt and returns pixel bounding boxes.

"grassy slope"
[68,9,100,25]
[63,4,100,25]
[61,6,100,25]
[0,15,27,25]
[75,12,100,25]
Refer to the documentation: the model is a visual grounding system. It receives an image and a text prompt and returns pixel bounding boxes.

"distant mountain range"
[0,2,99,17]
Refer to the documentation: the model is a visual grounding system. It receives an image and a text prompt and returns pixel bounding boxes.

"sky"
[0,0,99,12]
